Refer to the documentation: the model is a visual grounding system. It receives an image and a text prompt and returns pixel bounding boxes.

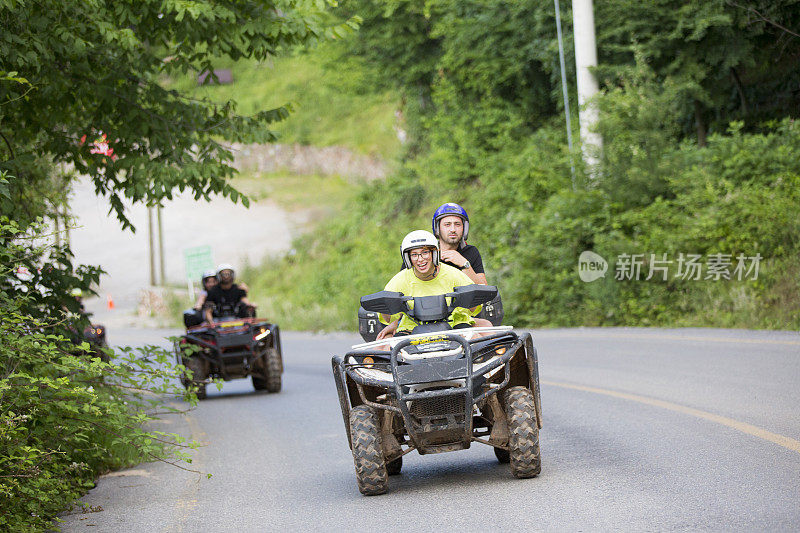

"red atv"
[175,316,283,399]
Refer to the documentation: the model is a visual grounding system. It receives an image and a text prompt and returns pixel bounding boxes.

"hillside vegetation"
[166,42,400,159]
[247,0,800,331]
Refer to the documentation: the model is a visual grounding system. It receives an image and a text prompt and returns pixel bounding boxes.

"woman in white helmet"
[376,230,492,339]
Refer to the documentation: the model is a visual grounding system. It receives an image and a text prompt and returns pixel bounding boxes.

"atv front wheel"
[264,347,281,393]
[184,357,207,400]
[504,386,541,478]
[253,348,282,393]
[349,405,388,495]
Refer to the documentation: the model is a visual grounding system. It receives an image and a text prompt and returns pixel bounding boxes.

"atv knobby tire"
[504,386,541,478]
[494,447,510,464]
[264,347,281,393]
[184,357,207,400]
[253,347,281,393]
[349,405,388,495]
[386,456,402,476]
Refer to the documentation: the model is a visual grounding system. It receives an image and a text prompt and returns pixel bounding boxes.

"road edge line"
[543,380,800,455]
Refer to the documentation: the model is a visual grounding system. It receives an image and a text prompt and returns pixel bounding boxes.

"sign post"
[183,246,214,300]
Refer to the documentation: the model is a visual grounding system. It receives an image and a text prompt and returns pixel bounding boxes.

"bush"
[0,219,201,531]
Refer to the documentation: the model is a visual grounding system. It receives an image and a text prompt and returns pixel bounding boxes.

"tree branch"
[0,129,15,161]
[726,1,800,39]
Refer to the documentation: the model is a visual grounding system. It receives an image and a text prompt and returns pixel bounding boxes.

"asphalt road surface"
[61,327,800,532]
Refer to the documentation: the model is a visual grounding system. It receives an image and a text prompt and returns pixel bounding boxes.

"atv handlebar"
[360,285,499,323]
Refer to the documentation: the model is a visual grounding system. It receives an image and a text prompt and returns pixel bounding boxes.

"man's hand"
[440,249,467,268]
[376,320,398,340]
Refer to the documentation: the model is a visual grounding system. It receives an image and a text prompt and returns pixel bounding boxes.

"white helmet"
[216,263,235,281]
[400,230,439,269]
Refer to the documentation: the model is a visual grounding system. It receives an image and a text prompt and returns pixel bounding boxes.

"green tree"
[0,0,358,228]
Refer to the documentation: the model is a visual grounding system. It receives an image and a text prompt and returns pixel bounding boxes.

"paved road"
[61,328,800,532]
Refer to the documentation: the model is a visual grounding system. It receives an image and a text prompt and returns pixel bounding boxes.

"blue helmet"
[432,202,469,243]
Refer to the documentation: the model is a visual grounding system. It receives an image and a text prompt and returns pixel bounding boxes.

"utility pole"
[157,206,165,286]
[148,206,156,286]
[572,0,603,172]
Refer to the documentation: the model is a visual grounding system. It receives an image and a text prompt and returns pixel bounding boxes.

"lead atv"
[332,285,542,495]
[175,314,283,399]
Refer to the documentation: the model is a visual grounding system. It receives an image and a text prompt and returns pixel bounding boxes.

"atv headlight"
[254,328,270,341]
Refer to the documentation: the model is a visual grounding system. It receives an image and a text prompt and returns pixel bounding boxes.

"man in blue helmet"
[432,202,486,285]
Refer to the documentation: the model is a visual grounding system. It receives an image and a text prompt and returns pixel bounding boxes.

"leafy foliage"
[0,219,203,532]
[0,1,358,526]
[0,0,358,228]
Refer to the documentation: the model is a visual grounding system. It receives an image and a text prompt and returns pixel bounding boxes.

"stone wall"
[230,143,387,181]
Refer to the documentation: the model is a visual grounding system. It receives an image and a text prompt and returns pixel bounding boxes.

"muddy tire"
[504,386,541,478]
[494,447,510,464]
[184,357,207,400]
[252,374,266,390]
[253,348,281,392]
[349,405,388,495]
[264,347,281,393]
[386,456,402,476]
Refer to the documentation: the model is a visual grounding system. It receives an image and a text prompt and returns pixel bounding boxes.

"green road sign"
[184,246,214,281]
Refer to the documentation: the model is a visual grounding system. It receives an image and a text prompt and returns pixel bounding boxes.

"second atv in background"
[175,264,283,399]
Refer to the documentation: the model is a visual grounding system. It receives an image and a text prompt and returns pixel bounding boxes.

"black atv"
[175,315,283,399]
[68,314,110,362]
[332,285,542,495]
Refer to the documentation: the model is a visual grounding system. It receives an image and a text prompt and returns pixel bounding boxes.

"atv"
[81,322,109,362]
[175,313,283,399]
[68,315,110,362]
[333,285,542,495]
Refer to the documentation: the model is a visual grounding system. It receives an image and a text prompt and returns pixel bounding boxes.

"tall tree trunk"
[694,100,707,147]
[730,67,748,115]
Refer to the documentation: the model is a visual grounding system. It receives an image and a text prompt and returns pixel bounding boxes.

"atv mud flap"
[520,332,543,429]
[331,355,353,448]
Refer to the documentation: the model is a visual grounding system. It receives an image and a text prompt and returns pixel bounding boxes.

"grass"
[165,43,401,159]
[233,170,357,212]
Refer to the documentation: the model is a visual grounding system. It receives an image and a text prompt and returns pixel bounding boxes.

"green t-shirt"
[382,263,480,332]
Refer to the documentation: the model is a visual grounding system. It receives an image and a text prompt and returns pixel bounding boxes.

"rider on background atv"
[203,264,256,323]
[376,230,492,340]
[194,269,218,310]
[182,270,218,327]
